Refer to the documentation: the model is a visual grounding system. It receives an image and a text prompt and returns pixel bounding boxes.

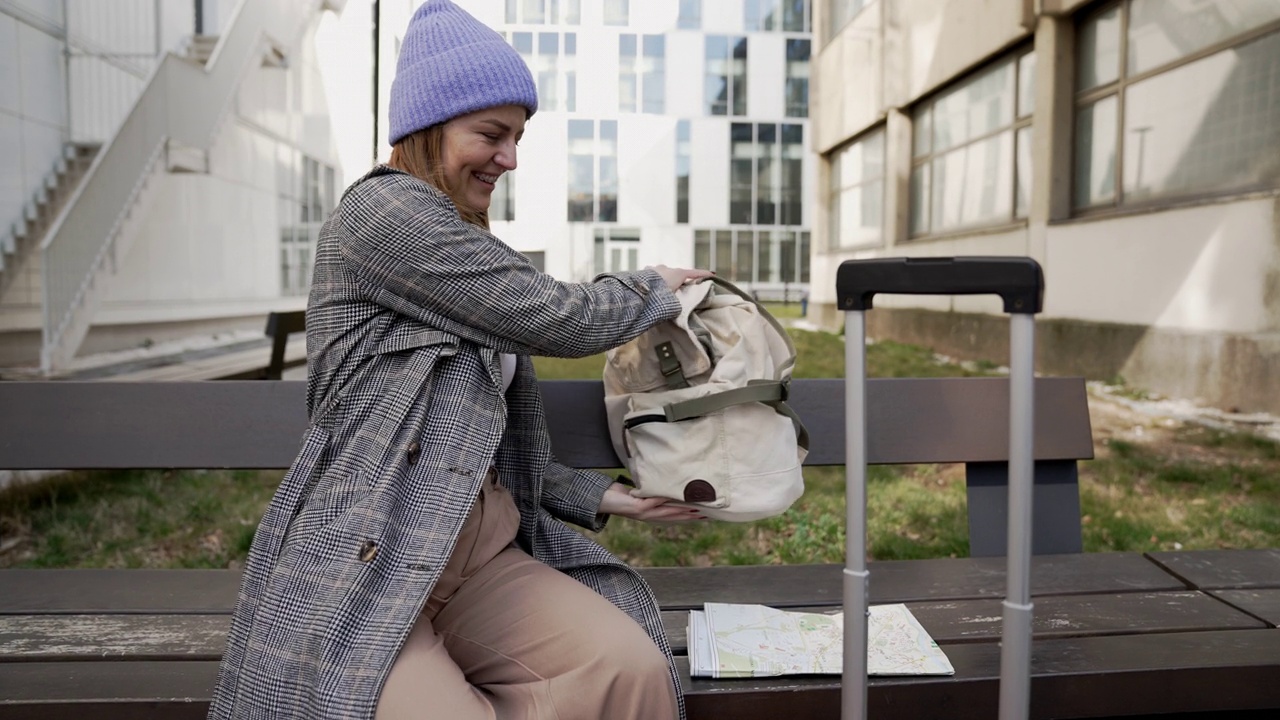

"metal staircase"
[0,144,100,302]
[34,0,343,374]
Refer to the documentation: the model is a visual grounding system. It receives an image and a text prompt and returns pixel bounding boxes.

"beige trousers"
[376,470,679,720]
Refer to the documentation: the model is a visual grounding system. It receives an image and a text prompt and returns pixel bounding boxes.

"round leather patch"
[683,479,717,503]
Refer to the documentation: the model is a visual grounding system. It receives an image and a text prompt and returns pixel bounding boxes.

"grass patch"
[1078,426,1280,553]
[1,469,280,568]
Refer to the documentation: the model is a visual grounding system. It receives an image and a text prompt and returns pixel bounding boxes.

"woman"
[208,2,710,718]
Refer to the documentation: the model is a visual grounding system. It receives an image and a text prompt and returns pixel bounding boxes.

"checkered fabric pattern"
[208,167,686,719]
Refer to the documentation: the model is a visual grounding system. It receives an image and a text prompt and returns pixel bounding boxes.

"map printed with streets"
[688,602,955,678]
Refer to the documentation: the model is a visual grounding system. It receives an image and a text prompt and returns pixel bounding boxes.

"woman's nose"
[495,143,518,171]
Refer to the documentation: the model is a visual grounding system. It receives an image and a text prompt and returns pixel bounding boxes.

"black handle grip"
[836,256,1044,314]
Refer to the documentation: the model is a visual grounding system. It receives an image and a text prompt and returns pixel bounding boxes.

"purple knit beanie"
[388,0,538,146]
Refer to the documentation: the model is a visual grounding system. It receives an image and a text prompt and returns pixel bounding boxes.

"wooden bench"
[2,378,1279,718]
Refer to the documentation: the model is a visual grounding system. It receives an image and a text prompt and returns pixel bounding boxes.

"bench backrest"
[0,377,1093,555]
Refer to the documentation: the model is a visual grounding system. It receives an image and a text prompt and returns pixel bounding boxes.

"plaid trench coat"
[208,167,687,719]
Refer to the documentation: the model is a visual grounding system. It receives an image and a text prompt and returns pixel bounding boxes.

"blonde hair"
[387,125,490,230]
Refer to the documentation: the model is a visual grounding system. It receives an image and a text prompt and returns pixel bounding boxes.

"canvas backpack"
[603,278,809,522]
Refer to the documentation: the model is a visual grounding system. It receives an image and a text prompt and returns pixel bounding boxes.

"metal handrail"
[39,0,334,373]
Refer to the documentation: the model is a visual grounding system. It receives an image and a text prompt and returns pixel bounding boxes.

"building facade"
[811,0,1280,413]
[0,0,345,369]
[381,0,817,296]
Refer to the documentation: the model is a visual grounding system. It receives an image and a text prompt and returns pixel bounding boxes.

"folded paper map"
[687,602,954,678]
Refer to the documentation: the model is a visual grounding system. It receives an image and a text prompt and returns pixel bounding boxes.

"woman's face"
[441,104,526,213]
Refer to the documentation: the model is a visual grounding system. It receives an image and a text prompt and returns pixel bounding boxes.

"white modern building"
[1,0,347,372]
[380,0,817,295]
[810,0,1280,413]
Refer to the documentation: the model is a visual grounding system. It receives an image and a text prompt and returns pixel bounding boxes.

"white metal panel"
[16,20,65,128]
[0,15,21,115]
[19,119,62,203]
[747,32,785,120]
[666,30,704,119]
[688,118,728,228]
[0,113,23,226]
[617,115,675,228]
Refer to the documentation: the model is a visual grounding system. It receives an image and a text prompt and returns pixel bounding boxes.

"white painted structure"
[810,0,1280,413]
[0,0,347,369]
[381,0,817,293]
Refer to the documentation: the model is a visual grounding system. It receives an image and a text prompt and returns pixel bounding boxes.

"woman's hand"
[599,482,706,523]
[650,265,715,291]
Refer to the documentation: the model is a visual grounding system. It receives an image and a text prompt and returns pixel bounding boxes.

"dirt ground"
[1085,383,1280,465]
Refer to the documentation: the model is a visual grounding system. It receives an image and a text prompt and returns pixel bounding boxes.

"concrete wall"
[810,0,1280,413]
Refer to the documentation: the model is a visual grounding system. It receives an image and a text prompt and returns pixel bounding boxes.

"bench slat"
[0,377,1092,470]
[661,590,1260,654]
[5,590,1257,663]
[1212,589,1280,626]
[1147,548,1280,590]
[6,630,1280,719]
[0,569,239,615]
[0,615,228,661]
[640,553,1183,611]
[0,554,1183,616]
[680,630,1280,720]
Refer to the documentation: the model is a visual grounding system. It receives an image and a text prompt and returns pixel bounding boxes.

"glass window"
[619,35,637,112]
[524,0,545,24]
[678,0,701,29]
[712,230,732,277]
[492,172,515,222]
[706,36,748,116]
[642,35,665,114]
[830,128,884,248]
[785,39,810,118]
[730,123,754,224]
[736,230,755,281]
[279,153,331,296]
[567,120,594,221]
[694,229,711,268]
[512,0,580,23]
[676,120,691,223]
[594,228,639,274]
[1077,5,1120,91]
[510,31,575,112]
[746,0,810,33]
[731,123,805,227]
[604,0,628,26]
[599,120,618,222]
[910,50,1033,236]
[1074,1,1280,209]
[1127,0,1280,77]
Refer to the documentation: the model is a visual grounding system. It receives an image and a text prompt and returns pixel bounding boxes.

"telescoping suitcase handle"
[835,256,1044,313]
[837,256,1044,720]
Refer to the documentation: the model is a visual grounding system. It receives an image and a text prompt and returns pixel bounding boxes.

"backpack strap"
[662,380,811,452]
[656,341,690,389]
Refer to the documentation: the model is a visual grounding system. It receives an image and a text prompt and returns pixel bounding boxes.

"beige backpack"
[603,278,809,522]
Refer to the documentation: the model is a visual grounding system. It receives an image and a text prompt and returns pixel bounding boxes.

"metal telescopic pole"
[999,312,1036,720]
[843,311,869,720]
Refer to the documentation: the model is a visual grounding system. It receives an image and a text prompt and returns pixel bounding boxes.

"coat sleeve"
[540,460,615,531]
[336,173,681,358]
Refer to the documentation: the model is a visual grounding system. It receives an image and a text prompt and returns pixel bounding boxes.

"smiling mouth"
[473,172,499,185]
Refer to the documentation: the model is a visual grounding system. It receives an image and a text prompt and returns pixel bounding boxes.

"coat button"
[359,540,378,562]
[407,440,421,465]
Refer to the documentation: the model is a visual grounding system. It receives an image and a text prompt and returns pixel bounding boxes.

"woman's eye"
[483,133,499,142]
